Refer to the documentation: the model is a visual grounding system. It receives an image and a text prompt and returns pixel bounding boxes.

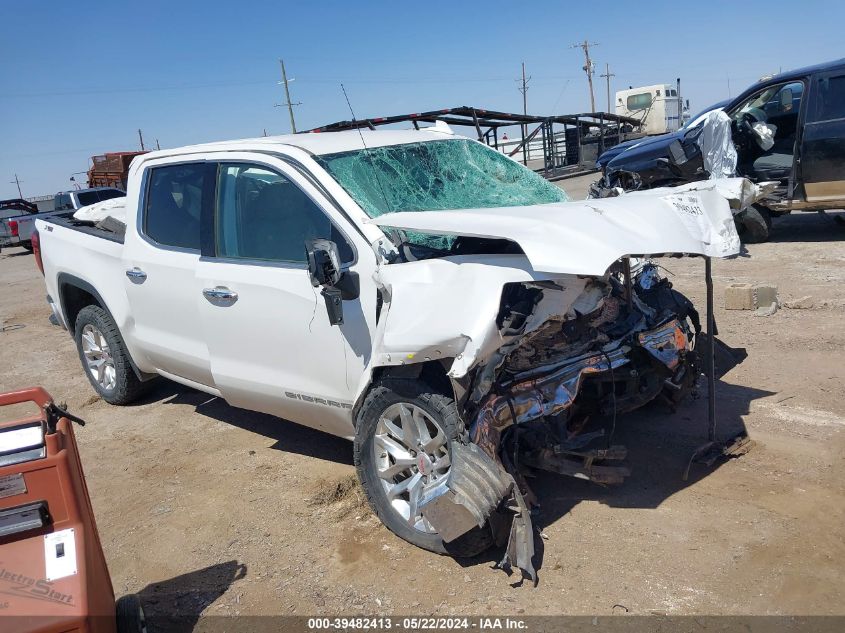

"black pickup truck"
[595,58,845,242]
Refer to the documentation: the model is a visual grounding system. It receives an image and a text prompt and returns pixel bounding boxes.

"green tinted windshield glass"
[315,138,568,218]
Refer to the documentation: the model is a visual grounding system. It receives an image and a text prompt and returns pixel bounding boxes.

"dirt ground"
[1,180,844,624]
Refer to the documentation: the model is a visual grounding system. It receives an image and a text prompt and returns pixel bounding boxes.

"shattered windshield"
[315,138,569,218]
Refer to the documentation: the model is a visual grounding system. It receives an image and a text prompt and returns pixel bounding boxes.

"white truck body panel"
[36,130,751,441]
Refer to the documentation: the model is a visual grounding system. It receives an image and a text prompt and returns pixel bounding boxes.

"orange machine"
[0,388,143,633]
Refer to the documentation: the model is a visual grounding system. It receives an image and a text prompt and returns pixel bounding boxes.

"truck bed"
[40,211,125,244]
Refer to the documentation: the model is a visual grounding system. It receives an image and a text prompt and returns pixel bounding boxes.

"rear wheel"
[735,204,772,243]
[354,378,494,557]
[74,305,150,405]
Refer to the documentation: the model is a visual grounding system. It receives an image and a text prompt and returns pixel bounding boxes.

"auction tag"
[662,191,718,246]
[0,473,27,499]
[44,528,77,581]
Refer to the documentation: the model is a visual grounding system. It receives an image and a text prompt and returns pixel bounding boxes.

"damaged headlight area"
[424,263,701,581]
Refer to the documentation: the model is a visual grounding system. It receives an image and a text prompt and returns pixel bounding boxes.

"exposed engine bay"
[409,262,704,582]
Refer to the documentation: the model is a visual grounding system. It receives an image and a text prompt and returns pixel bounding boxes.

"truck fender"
[56,273,154,382]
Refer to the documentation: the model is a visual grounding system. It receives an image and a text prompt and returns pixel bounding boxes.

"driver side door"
[802,71,845,204]
[195,158,374,438]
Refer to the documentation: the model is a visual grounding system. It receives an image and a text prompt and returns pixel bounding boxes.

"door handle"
[203,286,238,302]
[125,267,147,282]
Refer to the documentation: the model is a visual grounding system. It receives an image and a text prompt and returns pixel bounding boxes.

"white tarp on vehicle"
[369,179,745,277]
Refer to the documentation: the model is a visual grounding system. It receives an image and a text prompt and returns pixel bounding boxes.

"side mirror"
[306,238,341,288]
[780,88,793,112]
[306,239,344,326]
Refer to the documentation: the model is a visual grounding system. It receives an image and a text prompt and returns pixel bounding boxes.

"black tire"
[735,205,772,243]
[21,242,33,252]
[74,305,149,405]
[354,377,495,558]
[115,594,146,633]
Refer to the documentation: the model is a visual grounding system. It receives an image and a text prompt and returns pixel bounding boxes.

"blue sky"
[1,0,841,198]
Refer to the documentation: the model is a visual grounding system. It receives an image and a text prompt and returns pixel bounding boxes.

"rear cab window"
[808,73,845,122]
[76,189,125,207]
[142,163,212,251]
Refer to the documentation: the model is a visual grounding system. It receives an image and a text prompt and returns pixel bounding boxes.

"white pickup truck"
[34,128,754,579]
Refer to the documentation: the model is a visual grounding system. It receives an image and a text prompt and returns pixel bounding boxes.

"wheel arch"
[351,359,455,428]
[57,273,150,381]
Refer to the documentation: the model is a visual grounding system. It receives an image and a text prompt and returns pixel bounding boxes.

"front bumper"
[470,319,690,459]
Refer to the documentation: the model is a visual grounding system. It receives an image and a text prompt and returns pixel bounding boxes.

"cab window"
[143,163,209,250]
[627,93,653,110]
[214,163,353,264]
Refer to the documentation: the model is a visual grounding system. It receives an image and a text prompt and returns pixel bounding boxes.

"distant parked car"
[594,58,845,242]
[53,187,126,211]
[0,199,39,251]
[595,99,731,170]
[0,188,125,252]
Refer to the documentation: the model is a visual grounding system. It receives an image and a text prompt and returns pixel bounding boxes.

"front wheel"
[74,305,150,405]
[354,378,494,558]
[735,204,772,243]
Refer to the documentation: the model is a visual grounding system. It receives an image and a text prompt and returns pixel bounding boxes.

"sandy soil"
[1,192,844,626]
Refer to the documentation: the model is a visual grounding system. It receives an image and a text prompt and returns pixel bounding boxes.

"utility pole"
[599,63,615,113]
[155,138,161,150]
[515,62,531,164]
[138,129,145,151]
[572,40,598,112]
[676,77,683,130]
[10,174,23,198]
[275,59,301,134]
[517,62,530,116]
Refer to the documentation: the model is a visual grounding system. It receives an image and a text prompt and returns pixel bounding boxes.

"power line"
[2,74,586,99]
[599,63,615,113]
[275,59,301,134]
[571,40,599,112]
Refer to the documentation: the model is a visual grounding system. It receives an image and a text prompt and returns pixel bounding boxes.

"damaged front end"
[411,263,701,581]
[348,157,746,582]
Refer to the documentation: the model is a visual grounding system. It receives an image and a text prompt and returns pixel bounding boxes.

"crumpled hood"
[368,178,754,276]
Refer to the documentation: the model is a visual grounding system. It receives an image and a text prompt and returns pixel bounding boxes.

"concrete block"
[784,295,814,309]
[725,283,778,310]
[725,283,754,310]
[754,284,778,310]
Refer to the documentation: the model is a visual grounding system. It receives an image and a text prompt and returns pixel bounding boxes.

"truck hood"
[596,133,678,168]
[362,179,765,383]
[368,178,746,276]
[604,129,686,171]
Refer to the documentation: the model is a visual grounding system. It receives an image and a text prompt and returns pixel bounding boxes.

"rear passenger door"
[122,161,217,388]
[802,71,845,203]
[195,157,372,438]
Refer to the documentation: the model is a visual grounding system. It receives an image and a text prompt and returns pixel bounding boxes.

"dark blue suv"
[595,59,845,242]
